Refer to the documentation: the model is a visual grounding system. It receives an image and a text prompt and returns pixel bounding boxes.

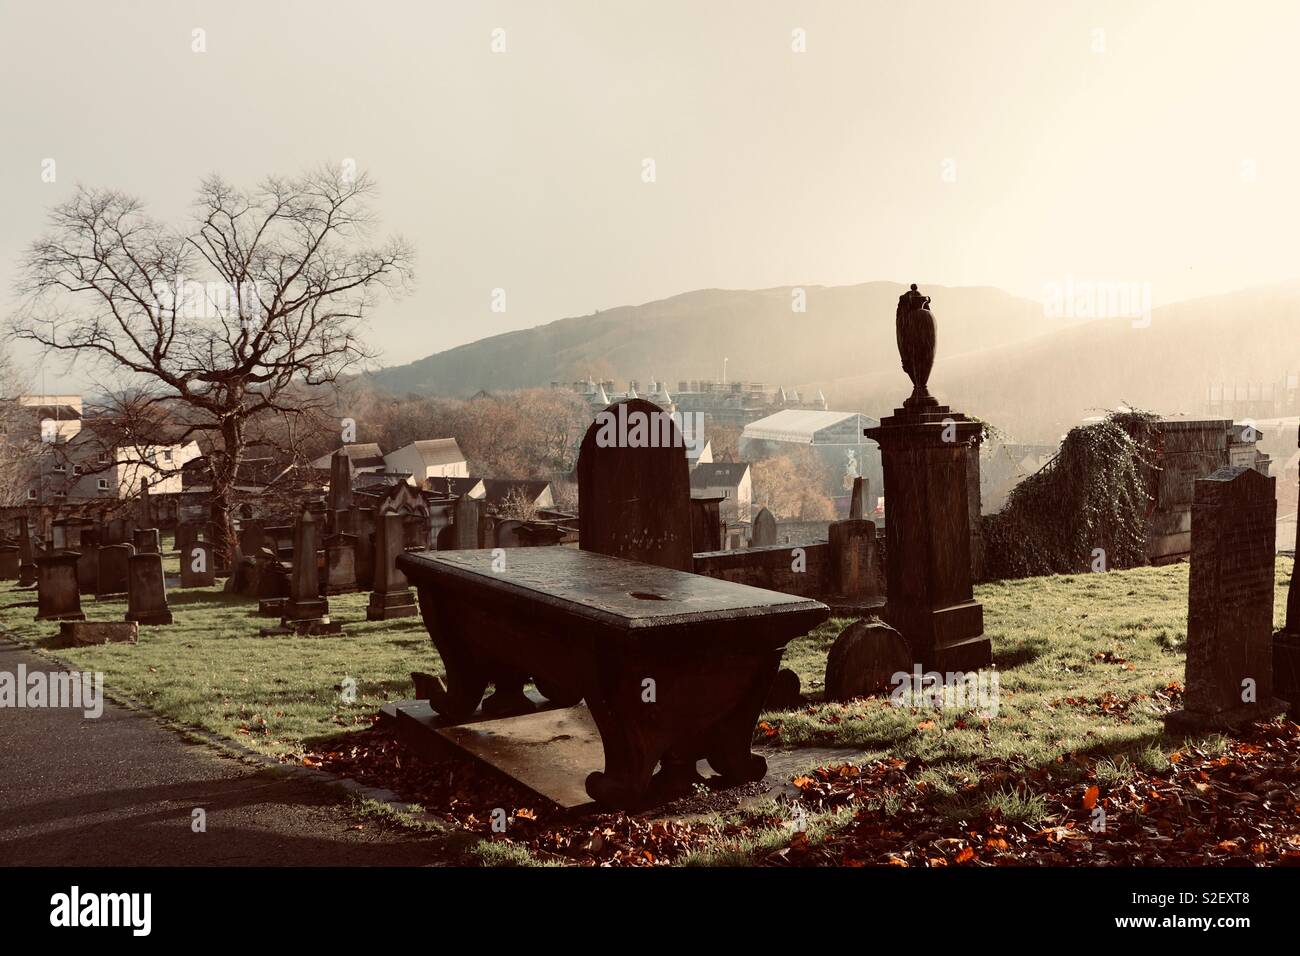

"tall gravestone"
[449,496,481,550]
[126,552,173,625]
[690,496,723,552]
[96,543,135,599]
[849,477,869,520]
[75,528,99,593]
[1276,426,1300,709]
[351,507,376,589]
[17,515,37,587]
[864,284,991,672]
[577,397,694,571]
[329,449,353,516]
[1167,467,1284,730]
[180,540,216,588]
[35,551,86,622]
[366,512,418,620]
[751,507,777,546]
[260,511,341,635]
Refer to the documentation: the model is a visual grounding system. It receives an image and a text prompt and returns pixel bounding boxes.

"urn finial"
[895,283,938,409]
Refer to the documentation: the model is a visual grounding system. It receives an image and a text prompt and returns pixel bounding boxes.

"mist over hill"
[831,280,1300,442]
[367,283,1045,397]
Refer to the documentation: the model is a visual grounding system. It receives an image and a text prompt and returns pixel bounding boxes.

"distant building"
[383,439,469,482]
[740,408,882,504]
[429,476,554,513]
[690,461,752,525]
[554,376,826,426]
[310,442,387,475]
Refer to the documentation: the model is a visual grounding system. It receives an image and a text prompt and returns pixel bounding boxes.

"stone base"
[1165,698,1287,733]
[366,589,418,620]
[928,634,994,674]
[1274,630,1300,708]
[257,597,287,617]
[126,610,174,626]
[35,610,85,622]
[61,620,139,646]
[259,617,344,637]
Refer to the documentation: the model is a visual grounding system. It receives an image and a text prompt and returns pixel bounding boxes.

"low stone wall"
[693,542,832,597]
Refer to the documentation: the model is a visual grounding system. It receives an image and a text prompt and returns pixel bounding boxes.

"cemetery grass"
[2,559,1297,866]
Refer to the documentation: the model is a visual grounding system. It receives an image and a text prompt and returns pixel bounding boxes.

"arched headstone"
[577,398,693,571]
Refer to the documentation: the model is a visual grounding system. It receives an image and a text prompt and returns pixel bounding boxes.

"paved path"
[0,640,448,866]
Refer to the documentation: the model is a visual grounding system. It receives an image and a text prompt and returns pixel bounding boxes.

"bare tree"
[10,166,413,557]
[0,346,39,507]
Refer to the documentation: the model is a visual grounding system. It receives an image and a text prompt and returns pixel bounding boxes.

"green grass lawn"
[2,545,1291,781]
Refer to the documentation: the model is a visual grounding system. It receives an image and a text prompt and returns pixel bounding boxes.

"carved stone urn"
[895,283,938,409]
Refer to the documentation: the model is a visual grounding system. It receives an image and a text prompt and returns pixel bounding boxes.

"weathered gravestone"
[447,495,481,550]
[260,511,341,635]
[175,522,198,560]
[750,507,777,547]
[35,552,86,622]
[75,529,99,594]
[494,519,525,548]
[323,532,359,595]
[256,551,291,617]
[690,496,723,552]
[849,476,869,520]
[577,397,694,571]
[180,541,216,588]
[366,512,418,620]
[0,543,18,580]
[1273,425,1300,710]
[824,618,911,702]
[329,449,353,515]
[351,507,376,589]
[132,528,161,555]
[828,519,886,602]
[1167,467,1285,731]
[863,284,991,673]
[95,543,134,599]
[126,552,173,625]
[17,516,37,587]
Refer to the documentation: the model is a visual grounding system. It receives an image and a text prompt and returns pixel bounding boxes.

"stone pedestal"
[366,513,418,620]
[126,552,173,625]
[865,404,990,673]
[35,552,85,622]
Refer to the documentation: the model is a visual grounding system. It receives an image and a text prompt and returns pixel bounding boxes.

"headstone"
[175,522,198,560]
[849,477,869,520]
[260,511,341,635]
[1276,426,1300,709]
[1168,466,1284,730]
[824,618,912,702]
[256,551,291,616]
[751,507,778,547]
[763,668,804,710]
[449,496,481,550]
[132,528,161,555]
[17,515,37,587]
[863,284,991,673]
[75,543,98,594]
[577,397,694,571]
[95,543,134,599]
[0,544,18,580]
[35,552,85,622]
[323,532,359,594]
[495,519,525,548]
[329,449,353,514]
[352,507,376,589]
[237,520,266,558]
[180,541,216,588]
[690,496,723,552]
[477,512,495,549]
[126,552,173,625]
[366,512,418,620]
[828,519,886,600]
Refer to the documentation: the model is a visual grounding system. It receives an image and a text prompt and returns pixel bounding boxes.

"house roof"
[311,443,386,470]
[480,479,552,506]
[690,462,750,489]
[390,438,465,469]
[741,409,871,444]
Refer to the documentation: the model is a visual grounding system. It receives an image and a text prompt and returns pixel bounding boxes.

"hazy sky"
[3,0,1299,392]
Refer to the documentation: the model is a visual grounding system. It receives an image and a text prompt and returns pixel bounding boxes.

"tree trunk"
[209,416,246,568]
